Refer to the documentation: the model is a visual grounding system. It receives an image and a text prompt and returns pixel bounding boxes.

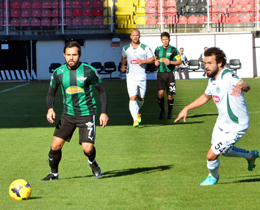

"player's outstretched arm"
[100,113,109,128]
[231,81,250,97]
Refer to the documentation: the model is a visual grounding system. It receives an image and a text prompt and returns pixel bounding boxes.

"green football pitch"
[0,78,260,210]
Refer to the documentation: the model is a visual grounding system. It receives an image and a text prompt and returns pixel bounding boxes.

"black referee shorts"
[157,72,176,95]
[54,113,96,144]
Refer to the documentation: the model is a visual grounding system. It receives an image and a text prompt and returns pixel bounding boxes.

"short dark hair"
[64,40,81,55]
[204,47,226,67]
[161,32,170,39]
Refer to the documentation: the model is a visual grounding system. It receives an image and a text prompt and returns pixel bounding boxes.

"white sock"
[51,172,58,176]
[129,100,138,121]
[137,99,144,110]
[223,146,251,159]
[207,159,220,178]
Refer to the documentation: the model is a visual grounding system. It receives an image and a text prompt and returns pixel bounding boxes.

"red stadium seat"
[166,0,177,6]
[146,16,157,24]
[52,0,62,8]
[41,18,51,26]
[93,0,103,7]
[209,6,218,14]
[249,6,257,13]
[240,14,250,22]
[146,0,156,7]
[11,18,20,27]
[93,8,103,16]
[32,0,42,9]
[167,16,176,24]
[228,6,238,14]
[83,9,93,16]
[31,18,41,26]
[11,1,21,9]
[207,15,219,23]
[146,8,157,16]
[166,7,177,15]
[158,0,166,7]
[232,0,240,4]
[158,7,166,14]
[32,9,42,18]
[22,0,31,9]
[177,16,188,24]
[0,10,10,18]
[73,0,83,8]
[188,15,198,24]
[229,15,240,23]
[65,0,73,8]
[73,9,83,17]
[198,15,207,23]
[72,17,83,25]
[219,6,227,14]
[93,17,103,25]
[250,14,260,22]
[21,18,30,26]
[239,0,249,4]
[52,9,61,17]
[21,9,31,18]
[11,9,21,18]
[42,9,52,17]
[217,0,228,5]
[157,16,166,24]
[248,0,260,4]
[220,15,229,23]
[65,9,73,17]
[83,0,93,7]
[209,0,218,5]
[239,6,249,13]
[52,18,61,26]
[64,17,72,25]
[83,17,93,25]
[42,0,52,9]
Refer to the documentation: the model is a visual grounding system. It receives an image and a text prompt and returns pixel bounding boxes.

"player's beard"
[206,65,219,78]
[67,60,80,70]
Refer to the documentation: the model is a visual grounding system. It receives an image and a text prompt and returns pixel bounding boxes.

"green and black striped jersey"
[50,62,103,116]
[154,46,180,73]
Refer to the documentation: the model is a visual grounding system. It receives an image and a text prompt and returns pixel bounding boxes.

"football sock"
[168,99,174,113]
[223,146,251,159]
[49,149,62,174]
[84,146,96,164]
[129,100,139,121]
[137,99,144,110]
[207,159,220,178]
[158,96,165,112]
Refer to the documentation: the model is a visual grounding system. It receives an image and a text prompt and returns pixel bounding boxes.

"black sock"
[168,99,174,114]
[158,96,165,112]
[49,149,62,173]
[84,146,96,163]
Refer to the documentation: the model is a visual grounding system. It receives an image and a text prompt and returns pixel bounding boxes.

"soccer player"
[121,29,154,127]
[42,41,109,180]
[154,32,182,120]
[174,47,259,186]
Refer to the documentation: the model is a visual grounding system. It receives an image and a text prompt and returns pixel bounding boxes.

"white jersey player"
[121,29,154,127]
[174,47,259,186]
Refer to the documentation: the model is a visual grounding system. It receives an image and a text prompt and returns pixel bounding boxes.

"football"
[9,179,32,200]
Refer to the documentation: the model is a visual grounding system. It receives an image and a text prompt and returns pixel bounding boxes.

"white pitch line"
[0,83,30,93]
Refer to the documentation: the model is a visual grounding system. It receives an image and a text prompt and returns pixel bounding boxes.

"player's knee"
[51,137,65,150]
[82,143,93,155]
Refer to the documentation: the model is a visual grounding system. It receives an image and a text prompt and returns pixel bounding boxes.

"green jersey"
[50,62,103,116]
[154,46,180,73]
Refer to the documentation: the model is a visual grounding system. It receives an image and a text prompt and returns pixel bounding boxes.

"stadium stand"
[73,0,83,8]
[11,9,21,18]
[11,1,21,9]
[32,9,42,18]
[21,1,31,9]
[42,9,52,17]
[21,10,31,18]
[84,0,93,7]
[72,17,83,25]
[32,0,42,9]
[31,18,41,27]
[42,0,53,9]
[11,18,20,27]
[73,9,83,17]
[83,17,93,25]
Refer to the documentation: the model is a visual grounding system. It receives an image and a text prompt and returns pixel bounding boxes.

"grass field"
[0,78,260,210]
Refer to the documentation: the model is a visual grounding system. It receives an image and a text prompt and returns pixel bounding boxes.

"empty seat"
[73,9,83,16]
[93,8,103,16]
[177,7,186,15]
[209,6,218,14]
[220,14,229,23]
[104,62,116,79]
[32,9,42,17]
[73,0,83,8]
[32,0,42,8]
[218,6,227,14]
[248,0,260,4]
[166,7,177,15]
[83,9,93,16]
[177,15,188,24]
[22,0,31,9]
[157,7,166,15]
[177,0,187,6]
[42,0,52,8]
[229,59,241,74]
[21,9,31,18]
[188,15,198,24]
[187,0,197,6]
[250,14,258,22]
[188,60,200,71]
[167,16,176,24]
[93,0,103,7]
[72,17,83,25]
[42,9,52,17]
[228,6,238,14]
[93,17,103,25]
[65,9,73,17]
[198,7,207,13]
[11,1,21,9]
[41,18,51,26]
[249,6,257,13]
[49,63,62,73]
[209,0,218,5]
[217,0,228,5]
[146,16,157,24]
[146,0,157,7]
[166,0,177,6]
[198,15,207,23]
[232,0,240,4]
[158,16,166,24]
[11,9,21,18]
[52,9,60,17]
[138,0,146,7]
[31,17,41,26]
[239,0,249,4]
[239,6,249,13]
[208,15,219,23]
[187,6,197,14]
[52,17,61,26]
[197,0,207,6]
[21,18,30,26]
[103,16,111,25]
[91,62,103,73]
[11,18,20,26]
[240,14,250,22]
[146,8,157,16]
[229,15,240,23]
[83,17,93,25]
[136,7,146,16]
[52,0,62,8]
[65,18,72,25]
[83,0,93,7]
[65,0,73,8]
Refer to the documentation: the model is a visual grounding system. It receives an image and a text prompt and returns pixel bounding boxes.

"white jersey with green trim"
[205,69,250,131]
[122,42,154,80]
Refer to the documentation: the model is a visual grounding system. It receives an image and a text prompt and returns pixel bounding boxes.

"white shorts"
[211,125,247,156]
[126,77,146,98]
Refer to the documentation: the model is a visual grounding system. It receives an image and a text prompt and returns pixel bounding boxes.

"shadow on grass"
[219,175,260,184]
[63,165,173,180]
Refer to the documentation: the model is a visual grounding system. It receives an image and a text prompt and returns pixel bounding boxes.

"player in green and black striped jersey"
[154,32,182,120]
[42,41,108,181]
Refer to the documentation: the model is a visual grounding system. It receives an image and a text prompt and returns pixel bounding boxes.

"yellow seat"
[137,0,146,7]
[115,11,134,16]
[136,16,146,24]
[103,17,111,25]
[136,7,146,16]
[103,8,112,16]
[103,0,112,7]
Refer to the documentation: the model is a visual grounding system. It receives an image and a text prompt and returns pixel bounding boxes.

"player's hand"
[155,60,160,66]
[47,108,55,124]
[121,65,127,72]
[174,108,188,123]
[163,60,170,65]
[137,58,144,65]
[100,113,109,128]
[231,86,242,97]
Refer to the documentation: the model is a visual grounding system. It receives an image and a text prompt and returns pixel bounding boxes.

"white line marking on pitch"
[0,83,29,93]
